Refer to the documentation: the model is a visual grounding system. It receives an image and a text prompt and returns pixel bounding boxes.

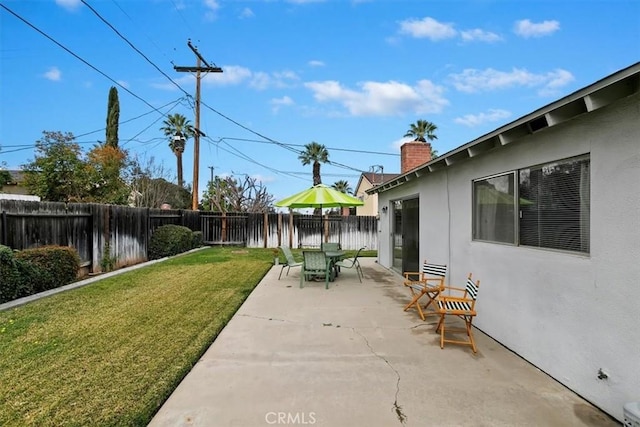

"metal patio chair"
[334,247,365,283]
[278,246,303,280]
[300,251,334,289]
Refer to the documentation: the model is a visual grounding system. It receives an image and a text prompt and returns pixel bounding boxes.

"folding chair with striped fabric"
[435,273,481,353]
[403,261,447,320]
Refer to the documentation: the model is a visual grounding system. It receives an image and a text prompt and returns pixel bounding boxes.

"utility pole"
[174,39,223,210]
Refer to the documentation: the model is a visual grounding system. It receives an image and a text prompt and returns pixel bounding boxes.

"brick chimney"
[401,142,432,173]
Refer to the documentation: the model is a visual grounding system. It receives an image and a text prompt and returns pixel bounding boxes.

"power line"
[219,137,400,157]
[205,136,307,182]
[200,100,300,156]
[110,0,171,62]
[1,3,375,181]
[0,3,173,119]
[0,98,185,150]
[81,0,191,97]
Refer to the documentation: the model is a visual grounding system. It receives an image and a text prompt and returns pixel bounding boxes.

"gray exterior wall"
[376,91,640,421]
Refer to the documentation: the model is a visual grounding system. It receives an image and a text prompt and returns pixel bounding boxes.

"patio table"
[325,250,346,279]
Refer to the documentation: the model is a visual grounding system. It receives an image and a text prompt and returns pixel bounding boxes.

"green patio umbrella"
[275,184,364,209]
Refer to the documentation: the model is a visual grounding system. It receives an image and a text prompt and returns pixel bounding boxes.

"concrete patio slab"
[148,258,616,427]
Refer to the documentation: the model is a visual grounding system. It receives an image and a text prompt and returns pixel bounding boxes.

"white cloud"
[116,80,129,89]
[514,19,560,38]
[398,17,457,41]
[460,28,502,43]
[251,174,276,184]
[308,60,325,67]
[204,65,252,85]
[43,67,61,81]
[449,67,574,96]
[250,69,299,90]
[55,0,81,11]
[391,137,414,152]
[304,79,448,117]
[239,7,254,18]
[454,109,511,127]
[151,65,299,91]
[270,96,294,113]
[538,69,575,96]
[203,0,220,21]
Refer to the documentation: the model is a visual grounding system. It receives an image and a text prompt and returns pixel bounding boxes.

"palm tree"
[332,179,354,216]
[404,119,438,143]
[160,113,195,187]
[298,141,329,186]
[332,180,353,195]
[298,141,329,215]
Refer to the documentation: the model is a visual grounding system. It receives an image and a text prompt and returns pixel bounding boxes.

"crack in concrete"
[351,328,406,425]
[237,314,408,424]
[236,313,288,322]
[409,323,432,330]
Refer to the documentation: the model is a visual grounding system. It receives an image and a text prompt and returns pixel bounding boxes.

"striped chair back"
[422,262,447,278]
[465,276,479,300]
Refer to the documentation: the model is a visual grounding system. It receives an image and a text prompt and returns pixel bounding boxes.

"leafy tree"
[106,86,120,148]
[201,175,274,213]
[0,170,11,190]
[22,131,90,202]
[160,113,194,187]
[85,144,130,204]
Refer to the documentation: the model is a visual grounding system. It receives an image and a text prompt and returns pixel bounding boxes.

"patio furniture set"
[278,244,364,290]
[277,249,481,354]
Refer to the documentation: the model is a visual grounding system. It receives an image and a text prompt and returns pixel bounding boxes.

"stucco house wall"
[375,76,639,420]
[355,177,377,216]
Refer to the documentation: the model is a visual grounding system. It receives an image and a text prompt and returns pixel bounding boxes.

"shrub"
[16,246,80,293]
[0,245,38,303]
[191,231,203,249]
[149,224,194,260]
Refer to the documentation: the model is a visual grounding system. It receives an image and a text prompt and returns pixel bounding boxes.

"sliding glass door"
[391,198,420,274]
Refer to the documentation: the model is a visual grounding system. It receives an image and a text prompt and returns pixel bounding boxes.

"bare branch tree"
[201,174,274,213]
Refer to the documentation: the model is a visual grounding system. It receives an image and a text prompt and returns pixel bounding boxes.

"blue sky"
[1,0,639,203]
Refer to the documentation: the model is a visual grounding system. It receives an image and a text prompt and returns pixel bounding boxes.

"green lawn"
[0,247,274,427]
[0,246,377,426]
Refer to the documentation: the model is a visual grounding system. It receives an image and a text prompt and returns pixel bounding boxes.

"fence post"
[1,210,6,246]
[288,211,293,248]
[277,213,282,248]
[222,211,227,243]
[324,213,329,243]
[263,213,268,248]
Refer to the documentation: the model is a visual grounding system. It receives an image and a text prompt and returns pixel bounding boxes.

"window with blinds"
[472,155,590,254]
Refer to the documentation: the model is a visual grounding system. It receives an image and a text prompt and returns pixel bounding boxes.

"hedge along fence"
[1,200,378,274]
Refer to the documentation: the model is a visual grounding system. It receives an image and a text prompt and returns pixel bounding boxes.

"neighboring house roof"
[368,61,640,195]
[355,173,401,192]
[3,170,25,185]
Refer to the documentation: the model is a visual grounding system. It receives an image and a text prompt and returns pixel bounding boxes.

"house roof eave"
[368,61,640,196]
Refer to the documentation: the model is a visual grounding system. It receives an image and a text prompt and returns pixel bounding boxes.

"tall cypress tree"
[106,86,120,148]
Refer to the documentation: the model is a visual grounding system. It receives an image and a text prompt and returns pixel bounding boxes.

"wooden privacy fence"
[0,200,378,273]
